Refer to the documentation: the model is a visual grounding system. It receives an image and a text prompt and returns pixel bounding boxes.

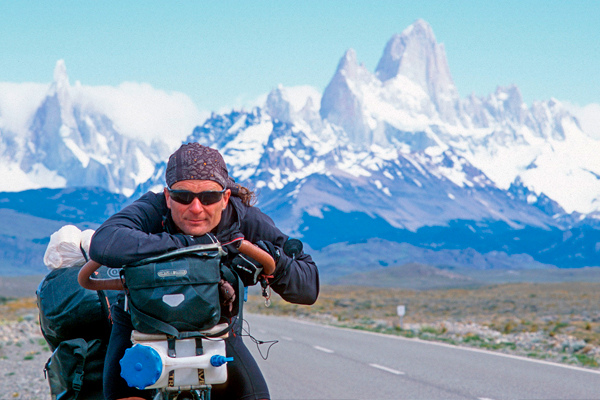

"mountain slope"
[0,61,171,196]
[0,187,127,276]
[1,20,599,273]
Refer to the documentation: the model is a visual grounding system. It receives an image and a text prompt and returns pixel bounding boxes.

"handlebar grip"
[78,260,124,291]
[238,240,276,275]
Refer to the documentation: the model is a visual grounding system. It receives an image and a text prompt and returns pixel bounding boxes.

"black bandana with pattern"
[165,143,229,189]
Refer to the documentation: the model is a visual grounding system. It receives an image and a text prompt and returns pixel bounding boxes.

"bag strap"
[71,339,89,397]
[130,241,224,266]
[126,299,234,340]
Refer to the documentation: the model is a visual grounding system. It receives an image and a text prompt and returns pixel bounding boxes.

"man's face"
[164,179,231,236]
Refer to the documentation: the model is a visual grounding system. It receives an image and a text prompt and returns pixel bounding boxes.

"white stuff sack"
[43,225,96,270]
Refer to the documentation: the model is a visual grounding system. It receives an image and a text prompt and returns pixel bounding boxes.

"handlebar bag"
[121,244,225,336]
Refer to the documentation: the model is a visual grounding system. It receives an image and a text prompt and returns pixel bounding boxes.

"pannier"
[37,265,119,399]
[121,243,239,337]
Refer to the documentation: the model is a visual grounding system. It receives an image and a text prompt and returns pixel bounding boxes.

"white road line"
[369,363,405,375]
[313,345,335,353]
[280,336,293,341]
[478,398,496,400]
[279,316,600,375]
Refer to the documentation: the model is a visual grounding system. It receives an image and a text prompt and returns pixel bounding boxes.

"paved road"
[242,313,600,400]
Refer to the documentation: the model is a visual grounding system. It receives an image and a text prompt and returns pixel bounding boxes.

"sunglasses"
[167,188,226,205]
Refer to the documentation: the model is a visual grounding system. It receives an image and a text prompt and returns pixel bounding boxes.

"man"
[89,142,319,400]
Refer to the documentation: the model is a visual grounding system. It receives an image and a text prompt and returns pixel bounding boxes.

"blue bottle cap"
[120,344,163,389]
[210,354,234,367]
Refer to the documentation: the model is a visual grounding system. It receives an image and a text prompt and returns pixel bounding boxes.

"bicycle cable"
[241,318,279,360]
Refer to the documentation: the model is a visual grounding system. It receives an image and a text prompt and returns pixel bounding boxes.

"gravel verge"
[0,317,51,400]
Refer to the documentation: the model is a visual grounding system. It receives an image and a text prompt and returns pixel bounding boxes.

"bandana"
[165,143,229,189]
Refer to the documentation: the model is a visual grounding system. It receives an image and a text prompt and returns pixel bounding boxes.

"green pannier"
[121,243,235,338]
[37,265,118,399]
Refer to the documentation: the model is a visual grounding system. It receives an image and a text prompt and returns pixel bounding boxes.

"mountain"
[175,19,599,268]
[0,187,128,276]
[1,19,600,276]
[318,20,599,217]
[0,60,170,197]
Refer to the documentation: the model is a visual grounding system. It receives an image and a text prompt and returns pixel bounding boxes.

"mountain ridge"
[1,19,599,275]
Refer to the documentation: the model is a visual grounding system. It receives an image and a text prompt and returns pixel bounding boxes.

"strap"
[221,264,245,333]
[73,363,84,394]
[127,299,180,337]
[168,337,176,358]
[71,340,88,396]
[127,299,233,340]
[236,268,245,325]
[129,241,223,266]
[195,338,203,355]
[79,243,89,262]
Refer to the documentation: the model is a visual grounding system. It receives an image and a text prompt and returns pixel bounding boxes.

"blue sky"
[1,1,598,112]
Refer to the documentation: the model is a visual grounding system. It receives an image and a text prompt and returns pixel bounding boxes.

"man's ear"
[222,189,231,208]
[164,187,172,209]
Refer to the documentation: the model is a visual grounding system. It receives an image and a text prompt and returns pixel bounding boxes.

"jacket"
[89,191,319,305]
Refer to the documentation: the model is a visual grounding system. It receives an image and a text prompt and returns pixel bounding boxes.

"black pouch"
[121,243,226,337]
[44,338,105,400]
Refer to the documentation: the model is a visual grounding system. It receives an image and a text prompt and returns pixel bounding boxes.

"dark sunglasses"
[167,188,225,205]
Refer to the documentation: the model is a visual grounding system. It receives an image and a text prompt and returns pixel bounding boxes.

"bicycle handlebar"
[238,240,276,275]
[77,239,276,291]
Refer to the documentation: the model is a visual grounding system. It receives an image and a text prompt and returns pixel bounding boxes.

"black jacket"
[89,191,319,305]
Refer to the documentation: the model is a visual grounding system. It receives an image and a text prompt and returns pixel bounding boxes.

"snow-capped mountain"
[188,104,557,239]
[0,61,173,196]
[318,19,600,217]
[1,20,599,270]
[177,19,599,241]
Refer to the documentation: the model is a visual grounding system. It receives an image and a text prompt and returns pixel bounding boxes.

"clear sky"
[0,0,598,112]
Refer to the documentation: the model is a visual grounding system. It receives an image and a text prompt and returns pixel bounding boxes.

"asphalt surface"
[243,313,600,400]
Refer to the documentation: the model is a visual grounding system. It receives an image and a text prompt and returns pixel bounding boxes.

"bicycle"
[78,239,275,400]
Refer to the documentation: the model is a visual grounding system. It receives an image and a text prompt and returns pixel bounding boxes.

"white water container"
[120,328,231,390]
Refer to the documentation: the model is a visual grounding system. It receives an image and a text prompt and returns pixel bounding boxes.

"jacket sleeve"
[89,192,199,267]
[240,206,319,305]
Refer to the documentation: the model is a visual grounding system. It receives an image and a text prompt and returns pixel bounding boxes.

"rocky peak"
[319,49,373,144]
[53,60,70,94]
[335,48,360,79]
[484,85,527,125]
[375,19,459,122]
[375,19,437,82]
[265,85,293,123]
[48,60,75,128]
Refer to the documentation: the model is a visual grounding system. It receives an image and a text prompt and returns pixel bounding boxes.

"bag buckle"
[72,366,84,392]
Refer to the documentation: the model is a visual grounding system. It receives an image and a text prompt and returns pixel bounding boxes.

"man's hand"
[256,240,281,266]
[230,240,281,286]
[230,253,263,286]
[218,279,236,313]
[217,229,245,259]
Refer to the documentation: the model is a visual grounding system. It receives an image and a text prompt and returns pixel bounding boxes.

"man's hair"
[229,183,257,207]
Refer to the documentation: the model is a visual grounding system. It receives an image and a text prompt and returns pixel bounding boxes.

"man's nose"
[188,197,204,212]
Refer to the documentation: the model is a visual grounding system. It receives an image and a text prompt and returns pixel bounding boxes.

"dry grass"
[247,282,600,346]
[3,282,599,369]
[5,282,599,345]
[0,297,38,323]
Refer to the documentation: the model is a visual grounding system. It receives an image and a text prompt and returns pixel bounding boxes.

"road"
[242,313,600,400]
